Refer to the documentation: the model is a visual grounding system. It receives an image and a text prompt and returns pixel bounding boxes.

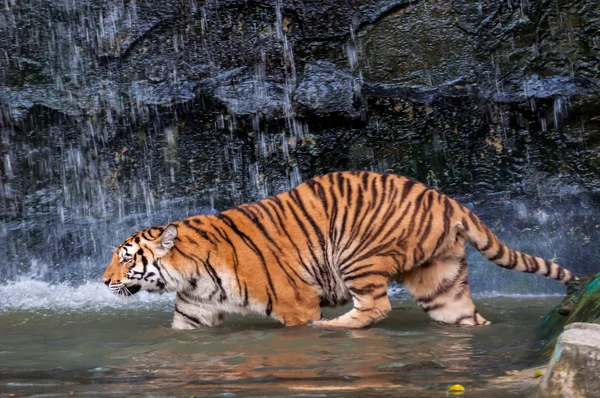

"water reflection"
[0,297,555,397]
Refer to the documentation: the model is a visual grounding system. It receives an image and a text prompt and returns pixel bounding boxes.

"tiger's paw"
[454,311,491,326]
[310,319,349,329]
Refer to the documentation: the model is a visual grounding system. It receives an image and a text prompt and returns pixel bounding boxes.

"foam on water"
[0,278,175,313]
[0,278,559,312]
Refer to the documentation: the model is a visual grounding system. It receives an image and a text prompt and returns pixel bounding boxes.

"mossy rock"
[541,273,600,354]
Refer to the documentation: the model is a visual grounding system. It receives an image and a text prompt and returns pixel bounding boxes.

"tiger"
[102,171,577,329]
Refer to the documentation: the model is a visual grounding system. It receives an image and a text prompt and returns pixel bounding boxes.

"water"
[0,296,558,397]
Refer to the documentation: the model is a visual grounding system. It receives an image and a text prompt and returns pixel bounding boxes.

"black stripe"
[211,225,243,296]
[204,253,227,302]
[267,200,320,283]
[423,303,444,312]
[340,239,399,273]
[400,178,417,202]
[265,289,273,316]
[346,177,353,208]
[268,247,310,286]
[337,182,385,265]
[508,249,519,269]
[381,202,412,243]
[415,190,434,237]
[529,256,540,273]
[416,258,467,304]
[349,283,385,295]
[174,306,205,326]
[336,172,345,197]
[344,270,392,282]
[479,227,495,252]
[235,204,302,288]
[242,283,249,306]
[406,187,430,238]
[233,206,281,250]
[432,198,453,255]
[184,218,215,244]
[152,261,169,284]
[520,252,529,272]
[257,201,283,233]
[454,313,473,324]
[453,278,469,300]
[342,177,394,261]
[413,212,433,264]
[557,267,565,281]
[488,241,505,262]
[544,259,553,276]
[176,292,194,305]
[314,180,329,215]
[289,189,327,254]
[284,199,329,290]
[217,214,278,300]
[342,263,375,276]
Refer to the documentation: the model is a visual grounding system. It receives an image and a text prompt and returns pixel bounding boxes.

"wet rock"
[541,273,600,351]
[537,323,600,398]
[295,62,361,118]
[361,0,477,87]
[215,79,285,117]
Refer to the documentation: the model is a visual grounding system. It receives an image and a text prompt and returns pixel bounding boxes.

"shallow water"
[0,295,558,397]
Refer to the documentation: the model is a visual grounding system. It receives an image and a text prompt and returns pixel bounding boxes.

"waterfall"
[1,0,599,305]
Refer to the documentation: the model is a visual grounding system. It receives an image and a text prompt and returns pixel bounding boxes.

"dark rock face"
[0,0,599,283]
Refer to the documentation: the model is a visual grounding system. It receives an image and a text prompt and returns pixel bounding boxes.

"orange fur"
[102,171,577,329]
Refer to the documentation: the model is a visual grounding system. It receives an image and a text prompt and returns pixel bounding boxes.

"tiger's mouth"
[127,285,142,295]
[111,284,142,297]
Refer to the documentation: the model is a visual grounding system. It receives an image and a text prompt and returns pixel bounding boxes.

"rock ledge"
[537,322,600,398]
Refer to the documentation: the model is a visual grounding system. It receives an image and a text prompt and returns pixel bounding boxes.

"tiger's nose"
[103,278,111,286]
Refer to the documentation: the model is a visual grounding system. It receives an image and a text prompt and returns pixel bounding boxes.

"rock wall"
[1,0,599,214]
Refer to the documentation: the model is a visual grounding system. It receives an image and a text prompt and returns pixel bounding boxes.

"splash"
[0,278,174,313]
[0,278,561,313]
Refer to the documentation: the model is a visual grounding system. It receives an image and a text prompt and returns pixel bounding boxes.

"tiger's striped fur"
[102,171,577,329]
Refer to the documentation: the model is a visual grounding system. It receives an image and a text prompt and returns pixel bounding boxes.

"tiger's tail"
[457,207,577,284]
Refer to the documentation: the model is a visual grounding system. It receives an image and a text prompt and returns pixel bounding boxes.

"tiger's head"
[102,224,178,296]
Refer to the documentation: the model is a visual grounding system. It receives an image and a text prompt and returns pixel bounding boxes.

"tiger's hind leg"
[313,261,392,329]
[401,237,490,326]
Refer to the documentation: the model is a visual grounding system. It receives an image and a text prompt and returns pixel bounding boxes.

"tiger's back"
[102,171,577,329]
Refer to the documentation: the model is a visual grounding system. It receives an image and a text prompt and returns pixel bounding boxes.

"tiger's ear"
[154,224,178,257]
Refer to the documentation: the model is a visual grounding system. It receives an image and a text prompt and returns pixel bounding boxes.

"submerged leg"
[313,262,392,329]
[275,289,322,326]
[401,237,490,326]
[172,293,224,330]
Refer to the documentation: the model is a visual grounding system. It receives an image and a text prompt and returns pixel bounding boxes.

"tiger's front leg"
[313,261,393,329]
[172,293,224,330]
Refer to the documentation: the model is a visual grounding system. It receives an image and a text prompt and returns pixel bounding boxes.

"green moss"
[541,273,600,354]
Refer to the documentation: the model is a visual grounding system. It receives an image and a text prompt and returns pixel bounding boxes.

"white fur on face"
[119,245,176,293]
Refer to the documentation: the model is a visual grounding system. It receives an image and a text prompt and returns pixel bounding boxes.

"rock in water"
[536,323,600,398]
